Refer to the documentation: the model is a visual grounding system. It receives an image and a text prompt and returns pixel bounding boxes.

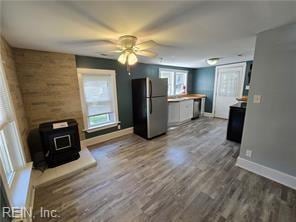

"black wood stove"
[39,119,81,168]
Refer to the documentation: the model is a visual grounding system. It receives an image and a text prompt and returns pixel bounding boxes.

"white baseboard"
[81,127,134,147]
[236,157,296,190]
[203,112,214,118]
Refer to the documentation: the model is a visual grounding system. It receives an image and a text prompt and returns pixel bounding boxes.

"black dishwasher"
[227,102,247,143]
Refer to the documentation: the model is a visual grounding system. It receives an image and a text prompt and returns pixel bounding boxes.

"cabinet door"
[168,102,180,124]
[180,100,193,121]
[185,100,194,119]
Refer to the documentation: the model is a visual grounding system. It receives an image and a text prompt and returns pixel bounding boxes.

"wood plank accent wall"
[13,48,85,139]
[0,38,31,161]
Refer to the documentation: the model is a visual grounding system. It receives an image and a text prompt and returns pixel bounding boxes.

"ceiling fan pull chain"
[127,64,131,75]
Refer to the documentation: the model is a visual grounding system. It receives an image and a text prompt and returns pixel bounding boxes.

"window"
[0,61,25,186]
[159,69,188,96]
[0,130,14,183]
[77,68,119,132]
[218,70,241,97]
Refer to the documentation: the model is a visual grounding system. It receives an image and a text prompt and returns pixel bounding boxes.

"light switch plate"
[253,95,262,104]
[246,150,252,158]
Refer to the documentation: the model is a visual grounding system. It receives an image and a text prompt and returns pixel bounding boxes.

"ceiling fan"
[115,35,157,65]
[102,35,157,65]
[67,35,162,75]
[97,35,159,75]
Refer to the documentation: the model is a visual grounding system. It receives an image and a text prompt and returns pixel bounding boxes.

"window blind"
[0,68,11,130]
[82,74,114,116]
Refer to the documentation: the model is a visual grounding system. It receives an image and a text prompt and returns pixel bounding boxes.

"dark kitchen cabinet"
[227,102,247,143]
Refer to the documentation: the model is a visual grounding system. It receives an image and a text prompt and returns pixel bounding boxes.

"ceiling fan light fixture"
[127,52,138,66]
[118,52,127,64]
[207,58,219,65]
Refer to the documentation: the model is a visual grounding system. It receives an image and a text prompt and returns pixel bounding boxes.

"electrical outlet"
[246,149,252,158]
[245,85,250,90]
[253,95,262,104]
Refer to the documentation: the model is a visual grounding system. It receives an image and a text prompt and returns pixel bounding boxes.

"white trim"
[236,157,296,190]
[84,121,120,133]
[213,62,246,118]
[203,112,214,118]
[77,68,119,132]
[0,158,12,206]
[0,57,26,166]
[81,127,134,147]
[0,56,27,207]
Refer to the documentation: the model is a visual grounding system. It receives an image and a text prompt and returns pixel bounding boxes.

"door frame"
[212,62,247,118]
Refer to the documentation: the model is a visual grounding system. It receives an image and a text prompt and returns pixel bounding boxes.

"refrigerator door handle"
[149,98,152,114]
[149,79,152,98]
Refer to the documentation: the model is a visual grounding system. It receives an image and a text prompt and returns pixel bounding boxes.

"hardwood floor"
[33,118,296,222]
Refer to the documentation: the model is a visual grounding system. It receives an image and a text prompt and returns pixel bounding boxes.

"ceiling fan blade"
[135,50,157,58]
[97,49,122,55]
[108,50,123,53]
[135,40,158,50]
[82,39,117,45]
[62,39,119,47]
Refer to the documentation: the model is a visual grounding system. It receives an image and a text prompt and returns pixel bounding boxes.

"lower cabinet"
[168,100,193,126]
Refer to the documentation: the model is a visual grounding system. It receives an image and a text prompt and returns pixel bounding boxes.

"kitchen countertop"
[236,96,248,102]
[168,94,206,102]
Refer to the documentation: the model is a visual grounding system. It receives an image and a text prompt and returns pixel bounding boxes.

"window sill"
[10,162,33,208]
[84,122,120,133]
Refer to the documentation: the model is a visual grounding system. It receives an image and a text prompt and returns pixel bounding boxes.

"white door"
[214,63,246,119]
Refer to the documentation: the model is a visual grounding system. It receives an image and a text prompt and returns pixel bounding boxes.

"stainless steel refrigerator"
[132,77,168,139]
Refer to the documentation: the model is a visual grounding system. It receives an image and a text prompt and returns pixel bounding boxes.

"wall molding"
[81,127,134,147]
[236,157,296,190]
[203,112,214,118]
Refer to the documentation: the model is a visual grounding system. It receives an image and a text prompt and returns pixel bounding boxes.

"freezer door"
[147,97,168,138]
[146,78,168,98]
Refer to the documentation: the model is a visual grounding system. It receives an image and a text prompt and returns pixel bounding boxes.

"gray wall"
[240,23,296,177]
[192,67,216,113]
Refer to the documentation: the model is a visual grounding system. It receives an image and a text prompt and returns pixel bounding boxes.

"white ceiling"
[2,1,296,68]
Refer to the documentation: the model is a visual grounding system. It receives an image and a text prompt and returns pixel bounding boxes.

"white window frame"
[0,124,17,185]
[0,57,26,205]
[77,68,119,133]
[159,68,188,96]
